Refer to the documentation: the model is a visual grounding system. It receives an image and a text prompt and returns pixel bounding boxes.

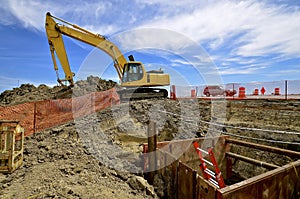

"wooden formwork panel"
[144,135,300,199]
[219,159,300,199]
[178,136,230,178]
[177,162,197,199]
[196,176,218,199]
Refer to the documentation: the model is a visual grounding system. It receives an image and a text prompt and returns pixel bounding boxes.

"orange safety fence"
[0,88,120,136]
[0,102,35,135]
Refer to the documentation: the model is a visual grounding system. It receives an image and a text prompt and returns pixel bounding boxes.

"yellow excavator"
[45,12,170,99]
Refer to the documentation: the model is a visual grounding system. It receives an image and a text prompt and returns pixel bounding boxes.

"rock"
[127,176,156,196]
[2,184,9,189]
[113,170,132,181]
[146,185,156,197]
[128,176,147,190]
[67,187,74,194]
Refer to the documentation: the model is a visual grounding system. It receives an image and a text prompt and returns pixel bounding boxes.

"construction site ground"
[0,77,299,198]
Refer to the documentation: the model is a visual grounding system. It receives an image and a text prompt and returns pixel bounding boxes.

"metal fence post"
[232,83,235,99]
[33,102,37,133]
[285,80,288,100]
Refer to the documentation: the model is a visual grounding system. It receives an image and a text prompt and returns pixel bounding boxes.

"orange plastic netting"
[0,88,120,136]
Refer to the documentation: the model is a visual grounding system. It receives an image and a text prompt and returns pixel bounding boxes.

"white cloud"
[219,66,262,75]
[236,7,300,57]
[1,0,299,80]
[3,0,300,58]
[114,28,192,52]
[4,1,52,30]
[141,1,255,40]
[0,0,114,32]
[140,1,300,58]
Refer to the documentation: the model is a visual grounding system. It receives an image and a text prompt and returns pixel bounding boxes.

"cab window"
[122,63,143,82]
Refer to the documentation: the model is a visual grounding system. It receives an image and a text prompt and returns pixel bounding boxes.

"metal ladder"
[193,141,225,189]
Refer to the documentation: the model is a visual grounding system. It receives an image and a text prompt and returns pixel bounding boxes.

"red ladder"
[193,141,225,189]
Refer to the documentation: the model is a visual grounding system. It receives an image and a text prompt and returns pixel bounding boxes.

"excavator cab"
[122,62,144,83]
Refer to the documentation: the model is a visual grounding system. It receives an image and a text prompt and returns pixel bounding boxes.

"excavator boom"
[45,12,126,86]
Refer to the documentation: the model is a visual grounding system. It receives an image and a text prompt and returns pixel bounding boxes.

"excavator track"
[117,87,168,101]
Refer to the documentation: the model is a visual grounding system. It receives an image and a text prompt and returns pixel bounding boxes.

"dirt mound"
[72,76,117,97]
[0,120,157,199]
[0,83,57,106]
[0,76,117,106]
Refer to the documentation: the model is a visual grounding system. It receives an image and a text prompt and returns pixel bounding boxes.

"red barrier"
[0,88,120,136]
[170,85,177,100]
[191,89,196,98]
[238,87,246,98]
[253,89,259,96]
[274,88,280,95]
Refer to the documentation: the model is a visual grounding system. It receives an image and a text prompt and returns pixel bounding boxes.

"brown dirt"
[0,121,157,199]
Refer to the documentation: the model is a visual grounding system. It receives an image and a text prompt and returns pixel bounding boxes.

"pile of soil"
[72,76,117,97]
[0,76,117,106]
[0,84,57,106]
[0,121,157,199]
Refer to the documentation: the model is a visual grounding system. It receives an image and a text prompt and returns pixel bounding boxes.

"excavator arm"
[45,12,127,87]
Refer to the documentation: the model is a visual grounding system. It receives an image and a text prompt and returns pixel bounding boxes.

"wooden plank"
[226,138,300,158]
[222,183,260,199]
[226,152,279,170]
[196,175,217,199]
[260,175,278,199]
[178,162,197,199]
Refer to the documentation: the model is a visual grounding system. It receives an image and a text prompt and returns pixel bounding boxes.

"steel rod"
[226,138,300,158]
[226,152,280,170]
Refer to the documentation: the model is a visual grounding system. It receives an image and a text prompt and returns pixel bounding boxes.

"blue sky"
[1,0,300,93]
